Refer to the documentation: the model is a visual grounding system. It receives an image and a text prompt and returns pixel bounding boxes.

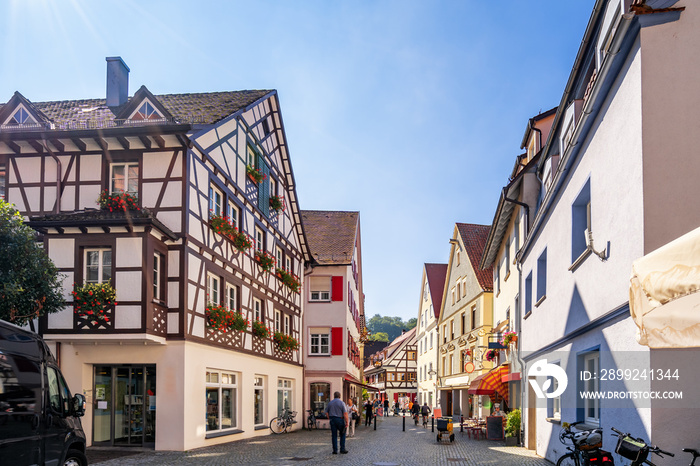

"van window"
[0,353,41,436]
[47,366,72,414]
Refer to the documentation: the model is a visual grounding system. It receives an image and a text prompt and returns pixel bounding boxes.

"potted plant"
[505,409,521,446]
[254,250,275,272]
[251,319,270,339]
[269,195,285,212]
[273,332,299,352]
[205,303,249,333]
[275,267,301,293]
[246,165,266,184]
[97,190,139,212]
[485,349,498,362]
[501,331,518,346]
[72,281,117,324]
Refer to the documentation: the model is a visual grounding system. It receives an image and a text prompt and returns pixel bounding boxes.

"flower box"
[252,320,270,339]
[501,331,518,346]
[275,267,301,293]
[209,213,253,252]
[254,250,276,272]
[485,349,498,362]
[273,332,299,352]
[205,303,249,333]
[73,281,117,324]
[269,195,285,212]
[246,165,266,184]
[97,190,139,212]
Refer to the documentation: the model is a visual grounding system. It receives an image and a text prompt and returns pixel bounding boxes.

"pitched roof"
[456,223,493,291]
[424,263,448,319]
[301,210,359,265]
[0,88,272,129]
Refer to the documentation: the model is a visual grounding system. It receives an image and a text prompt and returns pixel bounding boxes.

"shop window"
[309,382,330,417]
[206,370,238,431]
[85,248,112,284]
[277,379,293,417]
[254,376,265,426]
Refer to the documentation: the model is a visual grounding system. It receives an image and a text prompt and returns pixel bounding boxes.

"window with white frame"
[254,376,265,425]
[7,106,37,125]
[110,162,139,196]
[153,253,163,301]
[284,315,290,335]
[456,250,460,265]
[505,237,511,275]
[133,101,162,120]
[429,362,433,379]
[270,177,277,198]
[548,362,561,420]
[456,281,461,301]
[451,288,455,305]
[227,201,239,230]
[209,185,223,217]
[277,378,293,416]
[309,330,330,355]
[285,256,292,272]
[254,226,264,251]
[525,272,532,316]
[207,273,221,305]
[276,247,283,270]
[85,248,112,284]
[309,277,331,302]
[253,297,262,321]
[581,352,599,424]
[572,179,592,263]
[462,278,466,298]
[226,283,238,310]
[206,370,238,431]
[537,249,547,304]
[274,309,281,333]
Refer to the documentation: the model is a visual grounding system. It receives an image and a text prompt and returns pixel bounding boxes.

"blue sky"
[1,0,595,322]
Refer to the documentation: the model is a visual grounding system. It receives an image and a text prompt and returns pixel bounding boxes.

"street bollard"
[460,415,464,433]
[403,413,405,432]
[374,413,377,430]
[431,415,434,432]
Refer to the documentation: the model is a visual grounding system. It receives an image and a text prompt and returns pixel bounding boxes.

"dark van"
[0,320,87,466]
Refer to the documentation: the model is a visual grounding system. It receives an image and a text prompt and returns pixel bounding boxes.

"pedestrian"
[383,399,389,417]
[364,399,373,426]
[346,398,358,437]
[324,391,349,455]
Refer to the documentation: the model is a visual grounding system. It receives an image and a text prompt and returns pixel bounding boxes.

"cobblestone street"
[90,415,550,465]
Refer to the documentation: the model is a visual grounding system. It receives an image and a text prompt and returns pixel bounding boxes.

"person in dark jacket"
[364,400,373,426]
[383,399,389,417]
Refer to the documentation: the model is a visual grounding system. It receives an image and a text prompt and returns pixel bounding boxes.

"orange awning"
[467,364,509,405]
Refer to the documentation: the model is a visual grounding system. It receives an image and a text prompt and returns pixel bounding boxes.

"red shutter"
[331,327,343,355]
[331,276,343,301]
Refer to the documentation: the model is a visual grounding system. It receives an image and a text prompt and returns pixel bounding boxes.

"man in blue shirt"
[324,391,349,454]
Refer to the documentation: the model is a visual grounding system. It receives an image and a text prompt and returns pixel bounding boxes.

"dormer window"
[7,107,36,125]
[132,101,163,121]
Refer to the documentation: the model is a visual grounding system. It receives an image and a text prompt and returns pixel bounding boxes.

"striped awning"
[467,364,509,405]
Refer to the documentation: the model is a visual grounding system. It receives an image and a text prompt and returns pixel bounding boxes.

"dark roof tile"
[456,223,493,291]
[301,210,359,265]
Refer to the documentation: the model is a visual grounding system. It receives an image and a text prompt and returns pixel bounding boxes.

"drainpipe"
[515,258,526,443]
[503,190,530,233]
[42,138,62,213]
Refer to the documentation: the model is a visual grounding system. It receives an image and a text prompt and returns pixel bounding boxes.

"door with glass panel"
[93,365,156,447]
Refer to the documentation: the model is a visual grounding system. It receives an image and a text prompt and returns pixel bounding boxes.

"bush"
[505,409,521,438]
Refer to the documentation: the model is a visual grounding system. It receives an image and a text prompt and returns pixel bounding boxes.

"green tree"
[368,331,389,342]
[366,314,417,341]
[406,317,417,330]
[0,200,64,325]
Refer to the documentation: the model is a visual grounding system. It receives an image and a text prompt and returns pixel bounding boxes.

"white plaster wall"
[80,155,102,181]
[115,238,142,267]
[115,271,142,301]
[48,238,75,268]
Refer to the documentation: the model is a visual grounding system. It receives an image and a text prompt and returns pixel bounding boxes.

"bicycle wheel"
[270,417,286,434]
[307,416,315,430]
[556,452,580,466]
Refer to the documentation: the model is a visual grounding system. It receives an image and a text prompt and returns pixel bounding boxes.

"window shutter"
[257,154,270,217]
[331,327,343,355]
[331,276,343,301]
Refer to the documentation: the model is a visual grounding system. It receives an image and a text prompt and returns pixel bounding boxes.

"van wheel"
[63,450,87,466]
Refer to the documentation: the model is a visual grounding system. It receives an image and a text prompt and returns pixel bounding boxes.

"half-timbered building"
[300,210,372,416]
[0,57,309,451]
[364,328,417,404]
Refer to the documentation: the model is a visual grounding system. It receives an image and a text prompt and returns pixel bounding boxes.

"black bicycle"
[306,409,316,430]
[611,426,673,466]
[555,421,606,466]
[682,448,700,466]
[269,408,297,434]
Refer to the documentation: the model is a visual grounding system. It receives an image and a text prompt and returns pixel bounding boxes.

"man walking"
[324,391,349,455]
[383,399,389,417]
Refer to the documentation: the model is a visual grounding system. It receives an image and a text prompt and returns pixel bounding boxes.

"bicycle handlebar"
[611,427,624,435]
[652,447,674,457]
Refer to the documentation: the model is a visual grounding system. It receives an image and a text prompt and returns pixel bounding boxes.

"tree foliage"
[0,200,64,325]
[366,314,418,342]
[368,331,389,342]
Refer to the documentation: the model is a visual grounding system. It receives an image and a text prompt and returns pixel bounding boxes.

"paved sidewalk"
[90,415,550,465]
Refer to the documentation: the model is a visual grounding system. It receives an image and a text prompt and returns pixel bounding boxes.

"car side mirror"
[72,394,86,417]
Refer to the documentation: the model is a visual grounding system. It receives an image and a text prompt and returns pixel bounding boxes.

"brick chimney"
[105,57,130,107]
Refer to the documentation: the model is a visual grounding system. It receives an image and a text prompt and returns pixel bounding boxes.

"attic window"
[8,107,36,125]
[132,101,162,120]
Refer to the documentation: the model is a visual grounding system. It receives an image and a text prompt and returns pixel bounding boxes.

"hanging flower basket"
[252,319,270,339]
[97,190,139,212]
[269,195,285,212]
[246,165,266,184]
[274,332,299,352]
[485,349,498,362]
[73,281,117,324]
[501,331,518,346]
[205,303,249,333]
[254,249,276,272]
[209,213,253,252]
[275,267,301,293]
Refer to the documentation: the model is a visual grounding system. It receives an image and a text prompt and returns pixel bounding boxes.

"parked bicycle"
[610,426,673,466]
[682,447,700,466]
[555,421,608,466]
[306,409,316,430]
[269,408,297,434]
